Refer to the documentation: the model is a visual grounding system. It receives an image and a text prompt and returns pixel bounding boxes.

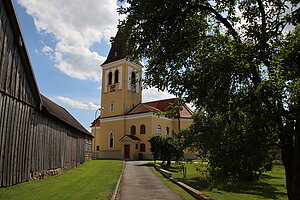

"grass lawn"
[0,160,123,200]
[158,162,287,200]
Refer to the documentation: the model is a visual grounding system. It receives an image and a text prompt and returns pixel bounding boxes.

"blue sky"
[13,0,175,130]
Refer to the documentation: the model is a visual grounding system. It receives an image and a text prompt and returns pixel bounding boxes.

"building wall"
[96,119,125,151]
[0,1,92,187]
[101,61,142,118]
[0,93,91,187]
[92,112,193,159]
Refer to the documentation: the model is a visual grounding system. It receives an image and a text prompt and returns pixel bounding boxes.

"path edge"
[154,164,215,200]
[111,161,125,200]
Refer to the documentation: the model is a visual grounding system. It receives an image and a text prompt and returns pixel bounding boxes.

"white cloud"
[142,87,176,103]
[41,45,54,60]
[56,96,99,110]
[17,0,119,81]
[41,45,53,53]
[54,42,105,81]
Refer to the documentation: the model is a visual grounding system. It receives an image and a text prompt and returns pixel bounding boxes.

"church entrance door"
[124,144,130,159]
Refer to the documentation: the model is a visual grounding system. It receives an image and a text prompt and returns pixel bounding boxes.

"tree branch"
[257,0,266,35]
[191,3,241,42]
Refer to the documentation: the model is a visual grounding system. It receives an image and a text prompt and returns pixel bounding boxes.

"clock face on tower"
[110,85,116,92]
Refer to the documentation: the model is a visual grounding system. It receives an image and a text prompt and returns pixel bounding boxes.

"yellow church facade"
[91,30,195,160]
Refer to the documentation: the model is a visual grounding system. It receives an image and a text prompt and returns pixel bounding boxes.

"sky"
[13,0,175,130]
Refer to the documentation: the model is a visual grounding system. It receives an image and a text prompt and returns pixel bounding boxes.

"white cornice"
[100,112,193,123]
[101,58,143,70]
[179,118,194,122]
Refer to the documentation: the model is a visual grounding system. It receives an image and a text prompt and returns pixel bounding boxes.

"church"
[91,30,194,160]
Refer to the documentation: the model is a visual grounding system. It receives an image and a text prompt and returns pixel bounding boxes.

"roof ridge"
[143,97,177,104]
[142,103,162,112]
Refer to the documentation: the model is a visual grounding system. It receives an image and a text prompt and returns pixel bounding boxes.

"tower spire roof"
[102,28,128,65]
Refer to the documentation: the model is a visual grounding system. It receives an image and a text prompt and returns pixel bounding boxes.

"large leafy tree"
[119,0,300,199]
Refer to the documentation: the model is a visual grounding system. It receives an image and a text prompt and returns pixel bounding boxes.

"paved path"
[116,161,182,200]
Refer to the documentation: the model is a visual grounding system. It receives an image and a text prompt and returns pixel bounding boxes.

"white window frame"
[108,132,114,149]
[110,103,114,112]
[157,125,161,134]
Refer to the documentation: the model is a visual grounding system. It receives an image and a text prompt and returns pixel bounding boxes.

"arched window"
[115,70,119,83]
[157,125,161,134]
[110,103,114,112]
[140,124,146,134]
[131,125,136,135]
[140,143,145,152]
[109,132,114,148]
[166,127,169,135]
[131,71,136,85]
[108,71,113,85]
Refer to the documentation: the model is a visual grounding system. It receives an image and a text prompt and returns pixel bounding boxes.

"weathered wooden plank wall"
[0,98,88,188]
[0,0,91,188]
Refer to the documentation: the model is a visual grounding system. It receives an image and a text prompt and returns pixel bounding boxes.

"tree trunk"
[167,159,171,166]
[282,117,300,200]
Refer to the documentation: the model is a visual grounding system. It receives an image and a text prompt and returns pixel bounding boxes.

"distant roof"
[127,98,193,118]
[90,116,100,127]
[41,94,91,136]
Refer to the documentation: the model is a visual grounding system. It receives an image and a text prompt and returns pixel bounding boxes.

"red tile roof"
[90,116,100,127]
[127,98,193,118]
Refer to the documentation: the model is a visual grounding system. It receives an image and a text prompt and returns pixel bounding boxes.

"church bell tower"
[100,29,142,118]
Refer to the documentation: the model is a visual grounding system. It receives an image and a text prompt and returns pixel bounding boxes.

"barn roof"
[41,95,91,136]
[127,98,193,118]
[3,0,41,106]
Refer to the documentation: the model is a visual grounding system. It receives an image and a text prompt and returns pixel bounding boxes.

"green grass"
[0,160,123,200]
[158,162,287,200]
[147,163,195,200]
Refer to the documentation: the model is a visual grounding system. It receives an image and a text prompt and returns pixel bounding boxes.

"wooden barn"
[0,0,93,187]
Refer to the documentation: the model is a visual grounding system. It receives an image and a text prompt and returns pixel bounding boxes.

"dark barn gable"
[0,0,93,187]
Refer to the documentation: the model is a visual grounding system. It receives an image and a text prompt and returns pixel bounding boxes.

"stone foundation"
[30,167,64,181]
[29,161,86,181]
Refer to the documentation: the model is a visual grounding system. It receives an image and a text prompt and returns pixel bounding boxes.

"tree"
[184,108,278,180]
[118,0,300,199]
[149,134,183,166]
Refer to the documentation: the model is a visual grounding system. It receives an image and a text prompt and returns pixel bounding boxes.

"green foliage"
[149,134,183,165]
[187,109,278,180]
[119,0,300,191]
